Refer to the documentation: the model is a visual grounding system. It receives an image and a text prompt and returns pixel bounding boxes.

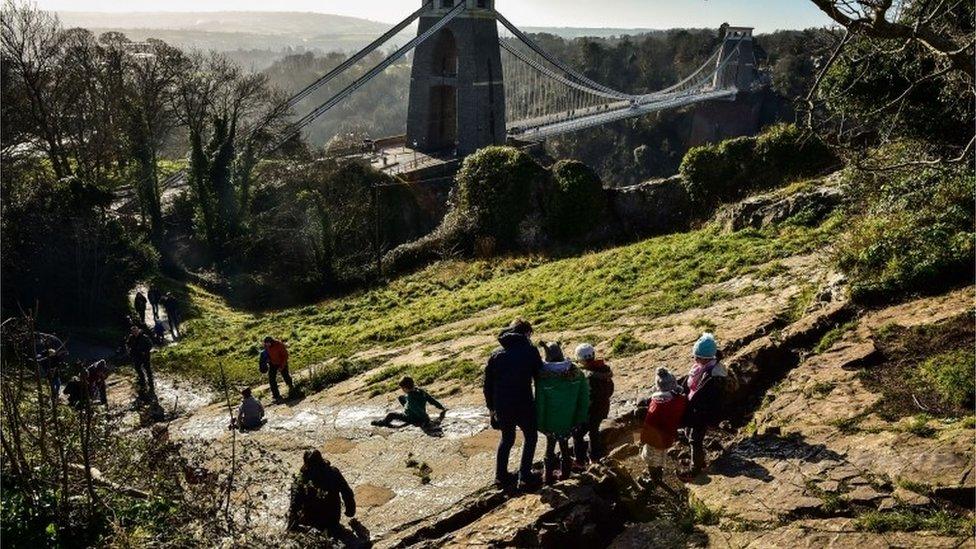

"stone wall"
[606,175,693,237]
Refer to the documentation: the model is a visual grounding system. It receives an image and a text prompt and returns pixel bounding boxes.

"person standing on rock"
[681,332,727,480]
[484,318,543,489]
[147,285,161,320]
[287,449,356,536]
[126,325,156,399]
[535,342,590,484]
[572,343,614,464]
[134,291,148,325]
[640,367,687,484]
[263,336,294,402]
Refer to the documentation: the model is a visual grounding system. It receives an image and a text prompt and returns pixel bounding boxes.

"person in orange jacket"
[263,336,295,401]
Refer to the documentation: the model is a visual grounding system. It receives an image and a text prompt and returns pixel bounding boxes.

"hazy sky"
[36,1,832,33]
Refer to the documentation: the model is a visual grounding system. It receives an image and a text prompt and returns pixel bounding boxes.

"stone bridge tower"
[406,0,506,156]
[714,26,758,91]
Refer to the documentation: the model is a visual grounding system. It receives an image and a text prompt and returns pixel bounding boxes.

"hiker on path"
[536,342,590,484]
[263,336,294,402]
[680,332,727,479]
[640,367,687,484]
[147,285,161,319]
[152,319,166,344]
[125,325,156,398]
[64,371,90,409]
[484,318,543,489]
[37,348,64,403]
[371,376,447,429]
[134,291,148,325]
[87,359,109,405]
[161,293,180,338]
[572,343,614,464]
[233,388,265,430]
[287,449,356,536]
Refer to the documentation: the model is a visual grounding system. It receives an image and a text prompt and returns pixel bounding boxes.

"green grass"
[364,359,481,396]
[608,333,652,357]
[813,321,858,354]
[156,217,840,388]
[917,348,975,409]
[855,509,971,535]
[899,414,936,438]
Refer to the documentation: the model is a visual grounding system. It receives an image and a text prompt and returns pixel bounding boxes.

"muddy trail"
[149,249,973,546]
[159,253,829,539]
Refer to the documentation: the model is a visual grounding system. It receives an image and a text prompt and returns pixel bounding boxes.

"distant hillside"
[55,11,676,64]
[56,11,391,36]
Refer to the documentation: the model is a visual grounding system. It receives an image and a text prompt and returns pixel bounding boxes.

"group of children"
[234,331,724,490]
[640,332,726,481]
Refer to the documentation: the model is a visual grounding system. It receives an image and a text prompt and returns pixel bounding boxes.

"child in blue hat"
[681,333,727,480]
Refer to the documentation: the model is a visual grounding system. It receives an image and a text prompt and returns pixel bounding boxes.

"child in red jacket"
[640,367,687,483]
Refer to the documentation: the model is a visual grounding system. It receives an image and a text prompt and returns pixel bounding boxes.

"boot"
[544,457,558,485]
[647,466,663,484]
[560,456,573,480]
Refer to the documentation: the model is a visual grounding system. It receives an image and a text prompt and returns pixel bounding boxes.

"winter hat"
[692,332,718,359]
[540,341,565,362]
[654,367,678,393]
[575,343,596,361]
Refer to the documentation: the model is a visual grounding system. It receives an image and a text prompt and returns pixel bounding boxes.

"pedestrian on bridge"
[484,318,543,490]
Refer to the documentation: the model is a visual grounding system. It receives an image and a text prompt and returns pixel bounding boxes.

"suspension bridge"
[123,0,757,206]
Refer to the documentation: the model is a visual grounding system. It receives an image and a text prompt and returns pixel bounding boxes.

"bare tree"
[803,0,974,166]
[809,0,974,80]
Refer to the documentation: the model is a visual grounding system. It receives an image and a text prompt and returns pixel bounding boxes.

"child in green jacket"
[536,342,590,484]
[372,376,447,429]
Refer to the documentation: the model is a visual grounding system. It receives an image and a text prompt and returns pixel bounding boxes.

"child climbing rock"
[681,332,727,479]
[287,449,356,536]
[640,367,687,483]
[371,376,447,429]
[536,342,590,484]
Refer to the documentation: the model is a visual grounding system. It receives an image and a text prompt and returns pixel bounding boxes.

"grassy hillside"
[157,216,840,387]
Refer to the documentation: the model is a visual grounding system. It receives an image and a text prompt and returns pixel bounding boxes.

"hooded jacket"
[535,361,590,436]
[287,459,356,532]
[483,329,543,423]
[641,391,688,449]
[581,359,614,421]
[682,361,728,428]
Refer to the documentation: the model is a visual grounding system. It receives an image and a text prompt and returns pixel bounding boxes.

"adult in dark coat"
[161,293,180,338]
[147,286,161,319]
[125,325,155,397]
[287,449,356,536]
[484,318,543,487]
[133,291,148,324]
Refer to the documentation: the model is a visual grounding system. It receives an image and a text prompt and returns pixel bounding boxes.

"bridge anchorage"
[152,2,760,190]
